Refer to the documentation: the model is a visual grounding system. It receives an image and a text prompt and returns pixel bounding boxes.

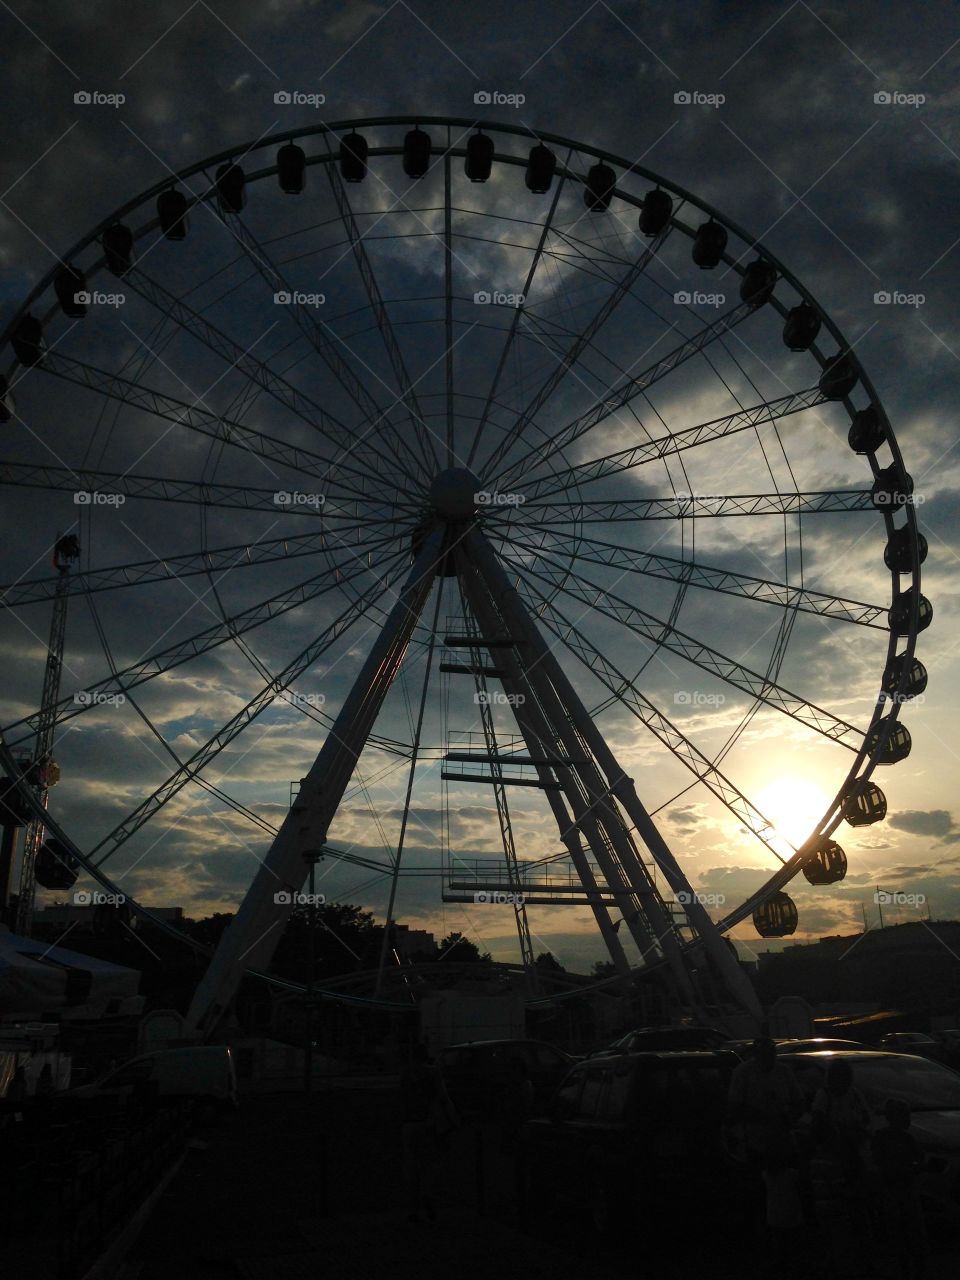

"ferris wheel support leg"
[459,544,688,1001]
[186,528,445,1037]
[467,530,762,1028]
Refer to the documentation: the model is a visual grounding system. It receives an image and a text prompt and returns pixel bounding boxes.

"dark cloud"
[888,810,955,838]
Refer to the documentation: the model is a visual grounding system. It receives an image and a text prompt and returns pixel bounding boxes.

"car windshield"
[852,1057,960,1111]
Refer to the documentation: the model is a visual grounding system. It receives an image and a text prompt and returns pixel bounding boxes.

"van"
[73,1045,237,1112]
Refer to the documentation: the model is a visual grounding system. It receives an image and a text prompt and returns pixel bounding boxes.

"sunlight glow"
[755,777,833,849]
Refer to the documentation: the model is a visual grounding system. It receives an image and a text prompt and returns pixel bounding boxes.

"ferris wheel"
[0,116,929,1031]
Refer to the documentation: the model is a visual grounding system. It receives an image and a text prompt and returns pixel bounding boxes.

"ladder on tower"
[14,534,79,936]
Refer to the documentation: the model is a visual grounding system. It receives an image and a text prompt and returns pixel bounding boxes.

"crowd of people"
[726,1037,929,1279]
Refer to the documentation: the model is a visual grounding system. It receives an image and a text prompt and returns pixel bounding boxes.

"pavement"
[119,1086,959,1280]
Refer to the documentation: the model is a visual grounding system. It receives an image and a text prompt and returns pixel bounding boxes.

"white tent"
[0,927,143,1020]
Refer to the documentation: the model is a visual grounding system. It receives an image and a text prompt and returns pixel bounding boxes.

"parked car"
[521,1050,746,1236]
[880,1031,942,1059]
[775,1037,868,1054]
[71,1045,237,1113]
[779,1050,960,1218]
[437,1039,576,1115]
[934,1030,960,1068]
[591,1025,729,1057]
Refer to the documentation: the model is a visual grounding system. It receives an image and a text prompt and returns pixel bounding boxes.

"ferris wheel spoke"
[503,527,888,628]
[220,210,435,483]
[2,537,408,746]
[521,386,828,502]
[513,572,793,865]
[89,548,416,866]
[478,228,674,480]
[491,296,760,490]
[501,546,863,748]
[29,350,388,501]
[465,156,571,470]
[0,460,417,521]
[499,490,874,523]
[0,520,405,607]
[321,140,442,474]
[123,265,423,491]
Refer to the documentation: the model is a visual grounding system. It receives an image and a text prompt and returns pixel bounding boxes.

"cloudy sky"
[1,0,958,980]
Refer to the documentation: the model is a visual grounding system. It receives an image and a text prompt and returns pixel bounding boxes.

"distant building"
[756,920,960,1015]
[390,924,436,961]
[33,904,184,926]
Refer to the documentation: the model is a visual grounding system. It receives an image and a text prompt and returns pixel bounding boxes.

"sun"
[754,776,833,850]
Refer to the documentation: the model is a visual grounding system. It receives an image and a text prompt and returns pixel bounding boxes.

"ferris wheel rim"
[0,114,927,962]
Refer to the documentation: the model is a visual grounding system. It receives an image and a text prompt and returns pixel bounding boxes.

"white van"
[74,1045,237,1111]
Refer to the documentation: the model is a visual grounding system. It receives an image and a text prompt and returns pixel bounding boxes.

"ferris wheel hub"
[428,467,481,520]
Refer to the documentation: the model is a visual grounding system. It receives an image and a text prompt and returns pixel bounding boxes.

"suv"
[437,1039,576,1115]
[72,1045,237,1114]
[521,1050,744,1235]
[780,1050,960,1218]
[591,1025,729,1056]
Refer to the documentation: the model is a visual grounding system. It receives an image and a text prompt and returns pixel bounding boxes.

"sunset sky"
[1,0,958,978]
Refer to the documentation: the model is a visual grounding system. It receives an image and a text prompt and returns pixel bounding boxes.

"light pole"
[303,847,323,1094]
